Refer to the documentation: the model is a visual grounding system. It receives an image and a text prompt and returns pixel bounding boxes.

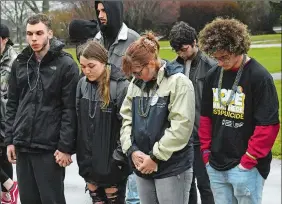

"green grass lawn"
[66,46,281,74]
[273,80,281,159]
[159,34,281,46]
[250,34,281,44]
[66,33,281,73]
[248,47,281,73]
[157,47,281,73]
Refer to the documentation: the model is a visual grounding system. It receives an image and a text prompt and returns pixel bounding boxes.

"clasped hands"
[131,151,157,174]
[54,150,72,167]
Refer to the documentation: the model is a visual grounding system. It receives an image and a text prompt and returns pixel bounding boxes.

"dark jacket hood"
[95,1,123,41]
[110,63,126,81]
[69,19,99,44]
[164,60,185,77]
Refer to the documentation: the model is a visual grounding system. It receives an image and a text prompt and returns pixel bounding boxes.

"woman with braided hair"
[119,32,195,204]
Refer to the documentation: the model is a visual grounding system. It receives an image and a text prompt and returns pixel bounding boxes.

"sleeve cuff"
[202,150,210,164]
[57,143,74,154]
[4,136,13,146]
[240,153,258,169]
[126,145,139,158]
[149,151,160,164]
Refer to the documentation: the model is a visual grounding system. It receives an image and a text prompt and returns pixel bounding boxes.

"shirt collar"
[95,23,128,41]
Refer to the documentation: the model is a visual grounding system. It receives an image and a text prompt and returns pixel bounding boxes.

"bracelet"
[246,152,257,160]
[203,150,211,154]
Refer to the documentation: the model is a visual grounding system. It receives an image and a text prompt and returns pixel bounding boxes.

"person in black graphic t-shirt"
[198,18,280,204]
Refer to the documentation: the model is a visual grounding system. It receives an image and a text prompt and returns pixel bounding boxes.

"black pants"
[189,145,214,204]
[0,146,13,192]
[88,179,127,204]
[16,151,66,204]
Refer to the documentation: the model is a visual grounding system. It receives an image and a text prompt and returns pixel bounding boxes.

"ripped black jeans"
[86,179,127,204]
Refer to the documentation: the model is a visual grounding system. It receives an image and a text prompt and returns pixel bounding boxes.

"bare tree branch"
[23,0,40,13]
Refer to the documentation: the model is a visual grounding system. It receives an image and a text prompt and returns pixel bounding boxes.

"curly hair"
[198,18,251,56]
[169,21,198,51]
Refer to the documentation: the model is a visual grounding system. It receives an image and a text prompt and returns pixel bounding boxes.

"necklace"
[27,52,41,91]
[138,82,158,117]
[88,84,98,119]
[218,54,246,108]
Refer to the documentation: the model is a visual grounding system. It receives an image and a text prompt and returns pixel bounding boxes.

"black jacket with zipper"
[76,64,130,186]
[175,51,217,145]
[4,38,79,154]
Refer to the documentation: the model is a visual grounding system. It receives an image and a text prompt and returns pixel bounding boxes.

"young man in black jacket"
[4,13,79,204]
[169,21,216,204]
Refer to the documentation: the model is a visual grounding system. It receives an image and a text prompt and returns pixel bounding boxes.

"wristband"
[203,150,211,154]
[246,152,257,160]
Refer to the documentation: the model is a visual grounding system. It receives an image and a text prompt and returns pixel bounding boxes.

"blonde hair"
[81,40,111,108]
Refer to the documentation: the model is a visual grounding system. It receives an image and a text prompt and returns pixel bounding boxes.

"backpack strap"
[80,76,87,95]
[110,80,118,104]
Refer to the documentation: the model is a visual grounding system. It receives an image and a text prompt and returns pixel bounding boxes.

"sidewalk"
[272,72,281,80]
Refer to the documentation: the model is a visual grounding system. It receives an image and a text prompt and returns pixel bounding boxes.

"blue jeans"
[206,164,265,204]
[125,174,140,204]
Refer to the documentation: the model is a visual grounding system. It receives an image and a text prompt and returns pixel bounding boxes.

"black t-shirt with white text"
[201,58,279,179]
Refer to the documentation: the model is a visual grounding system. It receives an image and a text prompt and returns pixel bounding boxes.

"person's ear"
[48,29,53,39]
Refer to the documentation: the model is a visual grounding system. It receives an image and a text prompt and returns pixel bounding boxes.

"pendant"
[150,94,159,106]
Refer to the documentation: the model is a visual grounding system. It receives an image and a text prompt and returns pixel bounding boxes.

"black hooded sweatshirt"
[95,0,123,50]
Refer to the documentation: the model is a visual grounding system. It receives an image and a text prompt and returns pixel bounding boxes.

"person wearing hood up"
[94,0,140,70]
[94,1,140,203]
[120,32,195,204]
[4,13,79,204]
[76,40,131,204]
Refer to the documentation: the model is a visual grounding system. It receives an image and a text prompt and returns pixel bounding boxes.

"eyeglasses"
[213,54,232,63]
[132,66,145,77]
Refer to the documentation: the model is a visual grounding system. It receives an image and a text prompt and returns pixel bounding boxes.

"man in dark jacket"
[169,21,216,204]
[94,0,140,69]
[94,1,140,203]
[4,13,79,204]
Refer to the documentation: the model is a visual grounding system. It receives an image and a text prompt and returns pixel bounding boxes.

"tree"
[1,1,31,48]
[23,0,49,13]
[66,1,97,20]
[237,1,280,34]
[178,1,239,33]
[124,0,180,36]
[48,9,73,45]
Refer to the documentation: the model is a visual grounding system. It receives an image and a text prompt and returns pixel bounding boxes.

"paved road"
[272,72,281,80]
[13,156,281,204]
